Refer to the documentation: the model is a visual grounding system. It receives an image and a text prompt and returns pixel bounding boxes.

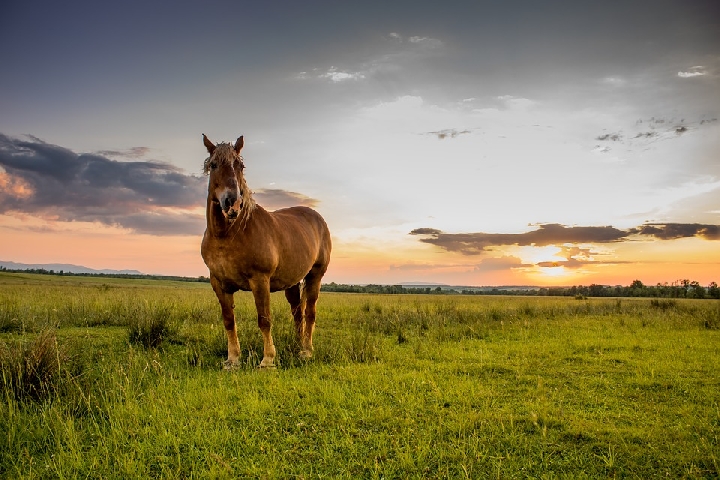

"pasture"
[1,272,719,478]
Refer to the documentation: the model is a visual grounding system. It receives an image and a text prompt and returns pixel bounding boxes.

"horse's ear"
[234,136,244,154]
[203,134,216,154]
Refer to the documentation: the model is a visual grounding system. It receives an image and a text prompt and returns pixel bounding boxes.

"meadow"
[1,272,719,478]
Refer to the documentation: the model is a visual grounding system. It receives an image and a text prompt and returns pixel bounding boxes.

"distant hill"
[0,260,143,276]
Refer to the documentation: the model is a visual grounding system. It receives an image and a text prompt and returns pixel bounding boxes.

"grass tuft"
[0,330,64,402]
[703,305,720,330]
[128,305,177,349]
[650,298,678,310]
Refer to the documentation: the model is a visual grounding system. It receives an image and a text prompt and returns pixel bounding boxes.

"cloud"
[601,76,627,86]
[678,66,707,78]
[410,227,443,235]
[426,129,471,140]
[319,66,366,83]
[536,245,631,269]
[410,224,630,255]
[0,133,206,235]
[296,67,366,82]
[408,36,443,48]
[254,189,318,210]
[497,95,536,110]
[96,147,151,159]
[0,134,321,236]
[632,223,720,240]
[410,222,720,255]
[294,32,443,85]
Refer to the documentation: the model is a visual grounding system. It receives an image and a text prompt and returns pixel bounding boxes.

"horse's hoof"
[258,358,276,370]
[222,360,240,371]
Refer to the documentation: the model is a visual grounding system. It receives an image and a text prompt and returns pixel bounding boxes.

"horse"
[200,134,332,369]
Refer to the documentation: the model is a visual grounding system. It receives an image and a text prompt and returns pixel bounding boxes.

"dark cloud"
[254,189,318,210]
[426,129,471,140]
[632,223,720,240]
[409,227,443,235]
[0,134,322,236]
[410,223,629,255]
[96,147,151,159]
[0,134,206,235]
[596,133,623,141]
[411,222,720,255]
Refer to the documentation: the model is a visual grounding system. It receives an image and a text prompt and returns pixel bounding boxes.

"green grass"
[1,272,719,478]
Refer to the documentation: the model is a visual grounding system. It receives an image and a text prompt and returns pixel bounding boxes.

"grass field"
[1,272,719,478]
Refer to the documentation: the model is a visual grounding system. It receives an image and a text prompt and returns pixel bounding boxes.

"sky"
[1,0,719,286]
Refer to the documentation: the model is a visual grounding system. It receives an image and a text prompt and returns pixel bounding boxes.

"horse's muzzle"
[219,190,239,219]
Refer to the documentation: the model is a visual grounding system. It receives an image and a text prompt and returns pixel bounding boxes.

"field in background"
[1,272,719,478]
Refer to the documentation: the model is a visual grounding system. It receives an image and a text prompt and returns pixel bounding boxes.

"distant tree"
[680,279,691,298]
[630,279,645,297]
[689,281,705,299]
[708,282,720,299]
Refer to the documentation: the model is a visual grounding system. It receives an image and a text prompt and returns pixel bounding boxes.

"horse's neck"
[206,200,232,237]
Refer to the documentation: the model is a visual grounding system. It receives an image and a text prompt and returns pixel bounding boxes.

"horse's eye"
[209,161,218,170]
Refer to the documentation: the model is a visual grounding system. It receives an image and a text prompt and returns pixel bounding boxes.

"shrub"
[128,306,176,349]
[650,299,677,310]
[703,306,720,330]
[0,330,65,402]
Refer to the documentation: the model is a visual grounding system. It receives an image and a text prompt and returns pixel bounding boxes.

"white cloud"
[294,66,366,83]
[678,66,707,78]
[320,67,366,82]
[293,32,444,86]
[497,95,536,110]
[678,71,706,78]
[602,76,627,86]
[408,36,443,48]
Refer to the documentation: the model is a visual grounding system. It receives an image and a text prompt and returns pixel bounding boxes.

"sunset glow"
[1,2,719,287]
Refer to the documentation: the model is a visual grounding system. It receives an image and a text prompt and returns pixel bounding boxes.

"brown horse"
[200,134,332,369]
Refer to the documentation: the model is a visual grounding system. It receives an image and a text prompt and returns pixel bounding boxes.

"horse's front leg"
[250,277,276,368]
[211,277,241,369]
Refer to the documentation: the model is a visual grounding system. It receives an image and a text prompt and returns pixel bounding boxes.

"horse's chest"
[202,239,264,292]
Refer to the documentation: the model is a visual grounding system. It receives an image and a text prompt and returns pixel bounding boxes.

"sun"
[538,266,569,278]
[516,245,564,265]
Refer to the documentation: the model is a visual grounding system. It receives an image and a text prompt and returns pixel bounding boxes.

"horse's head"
[203,134,252,222]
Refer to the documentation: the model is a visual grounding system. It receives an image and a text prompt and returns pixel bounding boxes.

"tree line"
[2,267,717,299]
[0,266,210,283]
[321,280,720,299]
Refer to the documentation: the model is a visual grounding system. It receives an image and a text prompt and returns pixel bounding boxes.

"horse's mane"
[204,142,256,228]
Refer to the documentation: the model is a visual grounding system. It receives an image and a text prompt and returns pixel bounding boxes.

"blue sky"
[1,1,719,285]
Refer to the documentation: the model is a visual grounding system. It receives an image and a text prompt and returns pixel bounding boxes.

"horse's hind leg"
[285,283,306,350]
[211,276,241,369]
[300,271,323,359]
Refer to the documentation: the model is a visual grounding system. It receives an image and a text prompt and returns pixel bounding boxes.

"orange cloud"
[0,172,33,199]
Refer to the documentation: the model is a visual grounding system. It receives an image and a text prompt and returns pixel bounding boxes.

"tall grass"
[0,330,64,402]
